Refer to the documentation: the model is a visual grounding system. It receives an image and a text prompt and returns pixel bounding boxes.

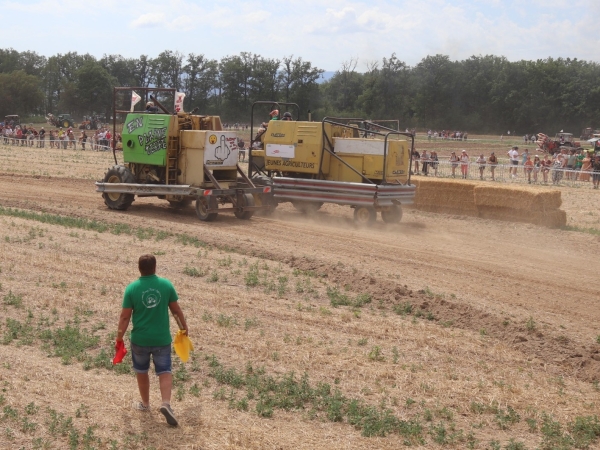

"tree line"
[1,48,599,134]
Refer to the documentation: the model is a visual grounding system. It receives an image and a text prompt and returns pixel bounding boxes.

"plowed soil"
[0,143,599,449]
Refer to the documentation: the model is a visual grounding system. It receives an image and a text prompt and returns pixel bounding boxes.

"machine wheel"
[85,123,91,130]
[102,165,135,210]
[292,201,323,214]
[63,120,70,128]
[234,194,255,220]
[195,197,218,222]
[353,206,376,225]
[381,205,403,224]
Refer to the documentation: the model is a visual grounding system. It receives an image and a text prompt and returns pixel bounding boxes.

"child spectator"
[460,150,469,179]
[524,155,534,183]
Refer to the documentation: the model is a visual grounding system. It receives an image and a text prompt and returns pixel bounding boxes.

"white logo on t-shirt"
[141,288,161,309]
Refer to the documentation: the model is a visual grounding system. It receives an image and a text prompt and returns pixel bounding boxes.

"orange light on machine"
[203,190,212,196]
[263,186,272,193]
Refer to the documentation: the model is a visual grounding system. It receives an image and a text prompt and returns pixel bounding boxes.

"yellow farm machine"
[95,90,415,225]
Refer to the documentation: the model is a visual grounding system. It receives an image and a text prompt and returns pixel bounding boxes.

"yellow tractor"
[248,102,415,224]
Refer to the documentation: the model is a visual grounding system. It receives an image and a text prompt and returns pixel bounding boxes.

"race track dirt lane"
[0,172,597,348]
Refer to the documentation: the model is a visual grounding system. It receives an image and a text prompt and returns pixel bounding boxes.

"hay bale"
[413,178,478,215]
[412,178,566,228]
[477,206,566,228]
[474,185,562,211]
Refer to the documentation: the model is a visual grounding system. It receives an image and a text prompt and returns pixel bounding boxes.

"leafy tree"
[0,70,44,117]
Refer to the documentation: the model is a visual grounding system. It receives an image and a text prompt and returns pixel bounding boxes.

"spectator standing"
[411,148,420,175]
[81,131,88,151]
[476,154,486,180]
[532,155,541,183]
[460,149,469,179]
[541,154,552,183]
[508,146,519,178]
[488,152,498,181]
[552,153,566,184]
[566,149,577,180]
[430,150,439,176]
[421,149,430,175]
[575,150,584,180]
[592,155,600,189]
[521,148,529,174]
[449,151,459,177]
[38,127,45,148]
[580,151,592,182]
[524,155,534,183]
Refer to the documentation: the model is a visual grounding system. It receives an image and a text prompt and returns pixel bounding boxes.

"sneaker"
[133,401,150,412]
[160,404,178,426]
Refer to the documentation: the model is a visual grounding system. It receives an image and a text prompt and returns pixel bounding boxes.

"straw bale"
[474,185,562,211]
[413,178,478,215]
[477,206,566,228]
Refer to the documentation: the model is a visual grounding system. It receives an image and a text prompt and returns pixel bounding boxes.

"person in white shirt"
[507,146,520,178]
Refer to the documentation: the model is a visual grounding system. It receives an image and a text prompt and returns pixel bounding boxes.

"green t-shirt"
[122,275,178,347]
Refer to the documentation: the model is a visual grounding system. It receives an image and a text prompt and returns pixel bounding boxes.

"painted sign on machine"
[266,143,295,159]
[204,132,239,166]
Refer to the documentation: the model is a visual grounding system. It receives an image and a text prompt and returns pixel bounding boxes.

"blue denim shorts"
[131,343,172,375]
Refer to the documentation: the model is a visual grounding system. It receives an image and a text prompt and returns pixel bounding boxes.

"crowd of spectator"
[410,145,600,188]
[426,129,468,141]
[1,123,118,151]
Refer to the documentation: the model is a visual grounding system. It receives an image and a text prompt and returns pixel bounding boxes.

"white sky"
[3,0,600,72]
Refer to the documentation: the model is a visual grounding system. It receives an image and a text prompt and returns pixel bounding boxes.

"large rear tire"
[85,123,91,130]
[102,165,135,210]
[381,205,403,224]
[234,194,255,220]
[353,206,376,225]
[195,197,218,222]
[63,120,70,128]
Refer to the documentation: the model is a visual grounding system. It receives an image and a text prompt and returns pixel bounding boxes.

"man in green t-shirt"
[116,254,188,426]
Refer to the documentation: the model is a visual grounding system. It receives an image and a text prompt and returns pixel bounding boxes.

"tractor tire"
[195,197,218,222]
[102,165,135,210]
[85,124,91,130]
[292,201,323,214]
[234,194,255,220]
[63,120,70,128]
[381,205,403,224]
[353,206,376,225]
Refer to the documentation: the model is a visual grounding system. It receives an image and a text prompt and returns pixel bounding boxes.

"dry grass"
[0,212,598,449]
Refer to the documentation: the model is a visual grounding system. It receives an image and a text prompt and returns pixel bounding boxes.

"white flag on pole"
[131,91,142,112]
[174,92,185,113]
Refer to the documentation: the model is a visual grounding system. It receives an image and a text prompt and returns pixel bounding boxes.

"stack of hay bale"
[412,179,566,228]
[474,185,566,227]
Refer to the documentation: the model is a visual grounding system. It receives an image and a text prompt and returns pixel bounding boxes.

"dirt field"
[0,142,599,449]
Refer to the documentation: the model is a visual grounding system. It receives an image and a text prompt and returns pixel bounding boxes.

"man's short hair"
[138,254,156,276]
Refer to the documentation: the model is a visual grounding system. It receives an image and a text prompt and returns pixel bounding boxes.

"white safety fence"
[412,159,599,189]
[2,135,112,151]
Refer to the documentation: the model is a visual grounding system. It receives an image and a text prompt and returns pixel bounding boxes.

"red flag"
[113,340,127,365]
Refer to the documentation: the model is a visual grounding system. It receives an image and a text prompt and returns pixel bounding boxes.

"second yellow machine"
[249,102,415,224]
